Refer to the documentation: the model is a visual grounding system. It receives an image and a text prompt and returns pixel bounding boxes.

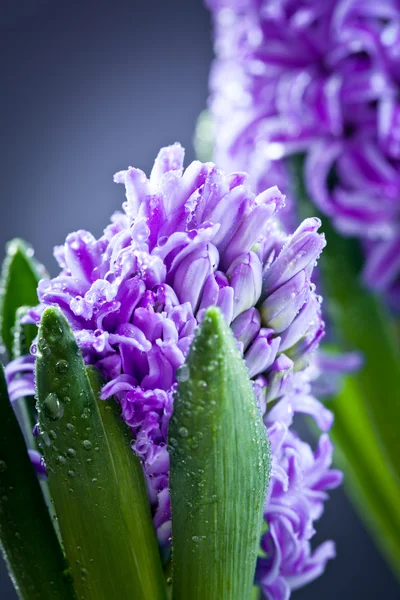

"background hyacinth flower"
[4,144,342,598]
[205,0,400,582]
[206,0,400,303]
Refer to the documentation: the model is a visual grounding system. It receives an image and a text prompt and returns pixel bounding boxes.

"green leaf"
[331,377,400,577]
[0,239,45,358]
[170,307,271,600]
[0,364,75,600]
[12,306,40,449]
[36,307,167,600]
[194,110,214,163]
[13,306,38,360]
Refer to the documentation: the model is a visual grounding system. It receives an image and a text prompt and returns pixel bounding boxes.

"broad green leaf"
[0,364,74,600]
[12,305,62,545]
[170,307,270,600]
[332,377,400,576]
[36,307,167,600]
[0,239,45,358]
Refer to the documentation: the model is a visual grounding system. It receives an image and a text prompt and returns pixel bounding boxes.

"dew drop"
[82,440,92,450]
[67,448,76,458]
[178,427,189,438]
[56,455,66,466]
[43,393,64,421]
[55,360,69,374]
[0,461,7,473]
[81,407,91,420]
[176,364,189,382]
[41,430,51,447]
[68,470,75,478]
[66,423,74,432]
[38,340,51,357]
[49,430,57,440]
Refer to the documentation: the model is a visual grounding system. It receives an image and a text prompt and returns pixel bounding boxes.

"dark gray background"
[0,1,398,598]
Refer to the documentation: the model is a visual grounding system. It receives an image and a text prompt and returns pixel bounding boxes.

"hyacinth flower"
[205,0,400,579]
[0,145,341,599]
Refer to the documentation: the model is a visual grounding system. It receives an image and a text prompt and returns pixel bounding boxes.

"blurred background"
[0,1,398,598]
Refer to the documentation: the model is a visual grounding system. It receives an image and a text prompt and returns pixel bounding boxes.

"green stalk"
[0,364,74,600]
[291,155,400,574]
[332,377,400,577]
[170,307,271,600]
[35,307,166,600]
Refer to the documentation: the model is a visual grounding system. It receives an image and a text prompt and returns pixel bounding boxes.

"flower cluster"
[6,145,341,598]
[207,0,400,305]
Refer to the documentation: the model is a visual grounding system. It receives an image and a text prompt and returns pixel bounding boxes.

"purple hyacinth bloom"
[6,144,341,596]
[206,0,400,305]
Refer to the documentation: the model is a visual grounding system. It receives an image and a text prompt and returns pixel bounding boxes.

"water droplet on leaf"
[43,393,64,421]
[177,364,190,382]
[55,359,69,373]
